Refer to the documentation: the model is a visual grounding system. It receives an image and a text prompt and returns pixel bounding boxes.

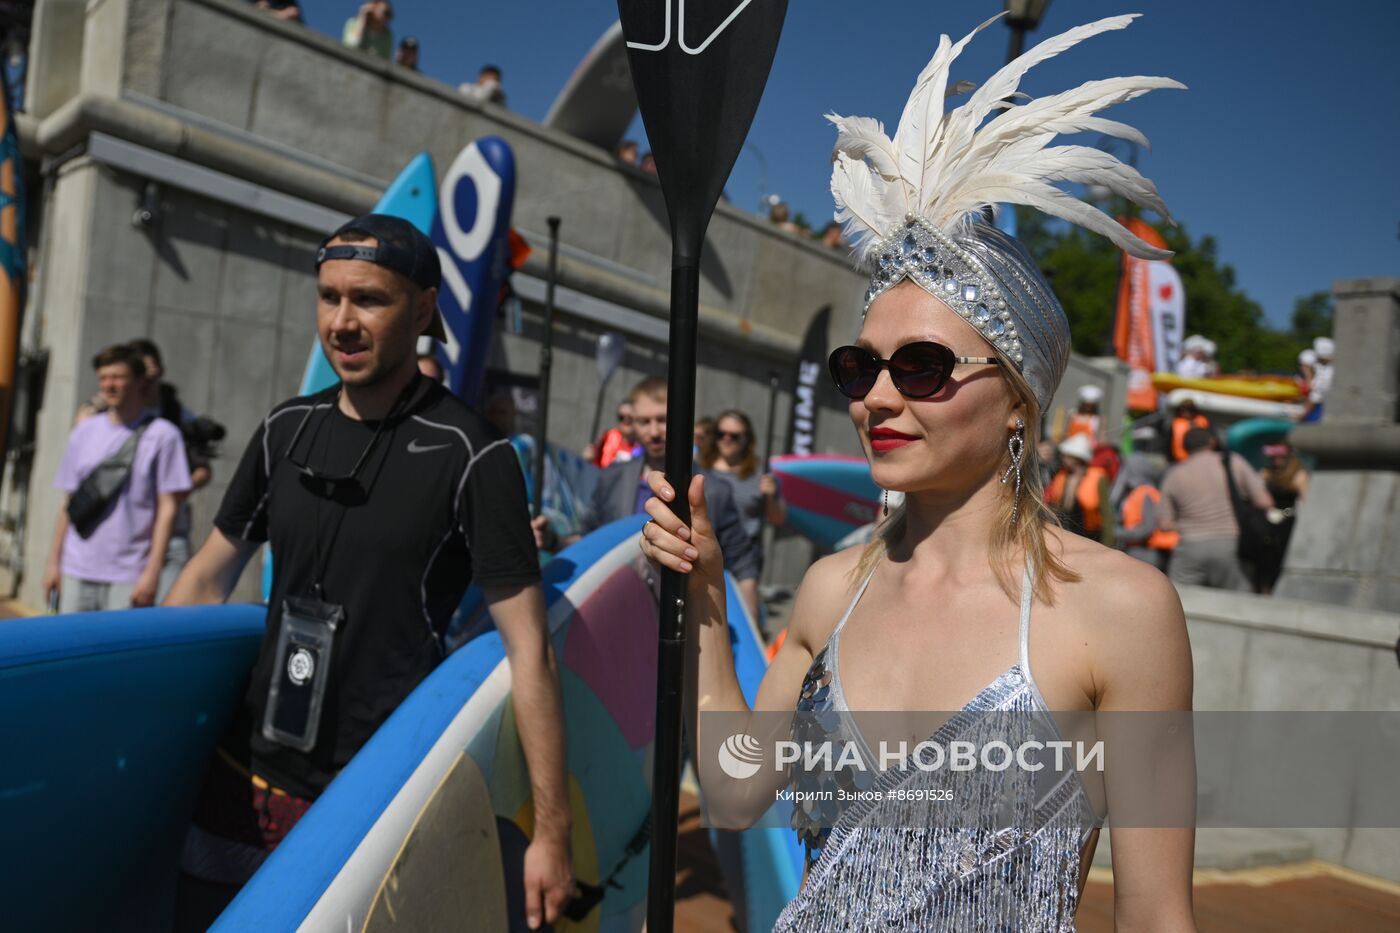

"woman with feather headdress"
[640,13,1196,930]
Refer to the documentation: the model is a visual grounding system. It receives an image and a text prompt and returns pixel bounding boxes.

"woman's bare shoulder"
[1048,527,1184,636]
[787,545,868,654]
[1045,527,1191,707]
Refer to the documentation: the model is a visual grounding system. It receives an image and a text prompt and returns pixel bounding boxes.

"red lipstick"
[869,427,919,452]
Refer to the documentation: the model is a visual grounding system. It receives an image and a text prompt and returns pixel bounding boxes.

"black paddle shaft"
[756,370,781,537]
[617,2,787,929]
[531,217,561,518]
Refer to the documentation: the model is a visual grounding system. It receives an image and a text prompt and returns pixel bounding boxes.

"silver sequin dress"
[773,564,1102,932]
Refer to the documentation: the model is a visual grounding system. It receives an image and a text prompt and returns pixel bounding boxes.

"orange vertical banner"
[1115,218,1170,413]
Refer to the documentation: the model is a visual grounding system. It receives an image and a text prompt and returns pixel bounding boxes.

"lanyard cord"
[303,375,422,599]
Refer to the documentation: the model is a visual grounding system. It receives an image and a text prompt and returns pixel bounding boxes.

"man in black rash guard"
[167,214,572,931]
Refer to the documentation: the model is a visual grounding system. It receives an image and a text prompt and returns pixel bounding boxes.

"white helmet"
[1298,348,1317,366]
[1077,384,1104,404]
[1058,433,1095,464]
[1313,336,1335,359]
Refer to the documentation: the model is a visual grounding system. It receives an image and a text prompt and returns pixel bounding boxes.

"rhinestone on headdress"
[862,218,1025,367]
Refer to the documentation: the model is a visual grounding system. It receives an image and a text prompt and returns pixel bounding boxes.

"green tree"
[1290,290,1333,344]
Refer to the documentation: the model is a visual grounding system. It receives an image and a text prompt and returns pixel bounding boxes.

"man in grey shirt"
[1158,427,1274,591]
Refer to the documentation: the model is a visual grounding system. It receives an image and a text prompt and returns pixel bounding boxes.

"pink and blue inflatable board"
[770,453,880,551]
[0,604,265,932]
[216,515,802,932]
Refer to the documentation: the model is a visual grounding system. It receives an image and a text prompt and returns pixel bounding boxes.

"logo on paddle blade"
[625,0,754,55]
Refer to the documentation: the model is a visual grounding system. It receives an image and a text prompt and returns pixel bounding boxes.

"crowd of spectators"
[1041,394,1310,597]
[242,1,505,108]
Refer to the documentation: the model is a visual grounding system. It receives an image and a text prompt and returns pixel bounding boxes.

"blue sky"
[306,1,1400,329]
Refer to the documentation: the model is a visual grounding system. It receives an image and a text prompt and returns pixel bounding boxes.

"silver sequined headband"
[864,215,1023,367]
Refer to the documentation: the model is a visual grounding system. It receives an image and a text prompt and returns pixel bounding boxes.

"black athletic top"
[215,376,539,797]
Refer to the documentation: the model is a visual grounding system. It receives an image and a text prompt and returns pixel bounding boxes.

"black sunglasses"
[828,342,1001,400]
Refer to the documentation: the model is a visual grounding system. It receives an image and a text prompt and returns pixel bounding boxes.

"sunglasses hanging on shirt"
[282,375,422,497]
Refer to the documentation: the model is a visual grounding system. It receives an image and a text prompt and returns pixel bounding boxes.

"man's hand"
[131,569,160,608]
[531,515,557,552]
[42,563,62,610]
[485,582,573,928]
[522,832,573,929]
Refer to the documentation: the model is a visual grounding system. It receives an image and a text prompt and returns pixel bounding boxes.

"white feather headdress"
[829,13,1183,268]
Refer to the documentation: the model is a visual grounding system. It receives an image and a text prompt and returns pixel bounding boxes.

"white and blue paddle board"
[219,516,801,932]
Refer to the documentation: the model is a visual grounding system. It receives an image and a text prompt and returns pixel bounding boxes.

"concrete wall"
[1180,584,1400,881]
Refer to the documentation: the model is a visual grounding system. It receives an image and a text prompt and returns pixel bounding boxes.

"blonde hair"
[852,361,1080,605]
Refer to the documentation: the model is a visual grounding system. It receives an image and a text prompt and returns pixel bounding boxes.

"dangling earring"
[1000,419,1025,526]
[882,488,889,516]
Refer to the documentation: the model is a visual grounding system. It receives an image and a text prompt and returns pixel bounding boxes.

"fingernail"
[685,548,698,560]
[662,486,674,499]
[678,527,691,541]
[680,561,693,572]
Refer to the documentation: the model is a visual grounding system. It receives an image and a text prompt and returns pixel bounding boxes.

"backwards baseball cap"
[316,214,447,341]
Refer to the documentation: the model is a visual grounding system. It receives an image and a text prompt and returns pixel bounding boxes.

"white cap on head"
[1077,384,1104,404]
[1183,334,1205,351]
[1058,433,1095,464]
[1298,348,1317,366]
[1313,336,1335,359]
[1201,339,1217,357]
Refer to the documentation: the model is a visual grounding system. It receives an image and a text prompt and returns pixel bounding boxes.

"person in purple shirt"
[43,344,192,611]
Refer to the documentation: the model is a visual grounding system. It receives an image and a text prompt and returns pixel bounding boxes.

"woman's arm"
[641,471,844,826]
[1091,560,1197,931]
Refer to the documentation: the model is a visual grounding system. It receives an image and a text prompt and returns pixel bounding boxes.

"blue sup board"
[0,605,266,932]
[217,516,801,932]
[510,434,602,544]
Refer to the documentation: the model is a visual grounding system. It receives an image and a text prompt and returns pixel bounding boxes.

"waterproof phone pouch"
[262,595,343,752]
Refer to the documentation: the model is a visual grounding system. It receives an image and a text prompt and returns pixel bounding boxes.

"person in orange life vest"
[1045,433,1114,546]
[588,401,638,468]
[1112,439,1177,571]
[1169,399,1210,462]
[1063,384,1104,442]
